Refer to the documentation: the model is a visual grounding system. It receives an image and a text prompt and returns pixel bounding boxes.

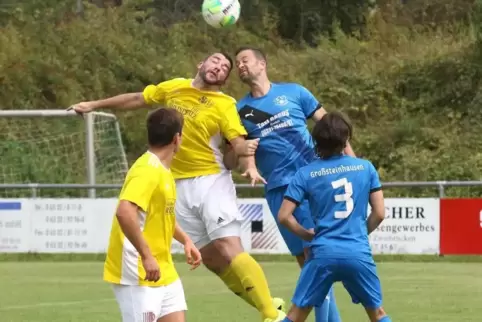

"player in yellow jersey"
[69,52,286,322]
[104,107,201,322]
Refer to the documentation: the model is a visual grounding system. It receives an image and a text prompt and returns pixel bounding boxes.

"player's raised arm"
[300,85,356,158]
[68,80,178,114]
[278,172,314,241]
[69,92,147,114]
[367,162,385,234]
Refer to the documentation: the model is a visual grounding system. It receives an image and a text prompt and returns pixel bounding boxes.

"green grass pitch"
[1,257,482,321]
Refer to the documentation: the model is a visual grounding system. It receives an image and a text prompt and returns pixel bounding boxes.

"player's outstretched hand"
[67,102,96,116]
[184,241,202,270]
[142,254,161,282]
[241,167,267,186]
[244,138,260,156]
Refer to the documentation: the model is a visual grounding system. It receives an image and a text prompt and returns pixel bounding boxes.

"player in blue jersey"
[273,112,390,322]
[233,46,355,322]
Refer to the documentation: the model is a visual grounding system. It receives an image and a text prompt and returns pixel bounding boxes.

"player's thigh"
[158,311,185,322]
[292,258,336,309]
[174,179,209,249]
[201,171,243,241]
[159,279,187,320]
[266,186,307,257]
[340,258,383,309]
[208,221,244,260]
[111,284,163,322]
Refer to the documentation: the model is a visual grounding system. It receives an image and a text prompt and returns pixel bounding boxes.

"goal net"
[0,110,128,198]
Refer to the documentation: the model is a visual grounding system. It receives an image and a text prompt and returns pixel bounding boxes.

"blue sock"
[327,287,341,322]
[282,318,293,322]
[314,301,329,322]
[315,287,341,322]
[378,316,392,322]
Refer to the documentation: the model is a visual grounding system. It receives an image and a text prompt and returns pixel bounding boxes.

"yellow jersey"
[103,151,178,286]
[142,78,247,179]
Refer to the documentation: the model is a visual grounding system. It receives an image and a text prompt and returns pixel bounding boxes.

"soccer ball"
[201,0,241,28]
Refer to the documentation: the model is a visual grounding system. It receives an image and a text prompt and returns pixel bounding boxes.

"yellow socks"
[219,264,257,308]
[227,252,278,319]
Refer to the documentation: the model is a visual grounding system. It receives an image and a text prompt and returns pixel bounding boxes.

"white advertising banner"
[0,199,115,253]
[0,198,439,255]
[368,198,440,254]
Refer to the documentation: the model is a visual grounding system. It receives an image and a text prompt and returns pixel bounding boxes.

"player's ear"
[175,132,182,146]
[260,59,267,69]
[197,61,204,70]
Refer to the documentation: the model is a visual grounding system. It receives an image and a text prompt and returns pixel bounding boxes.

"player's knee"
[199,244,229,274]
[211,236,244,261]
[199,236,243,273]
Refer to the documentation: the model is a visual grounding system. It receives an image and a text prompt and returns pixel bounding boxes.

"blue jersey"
[284,155,382,258]
[237,83,321,191]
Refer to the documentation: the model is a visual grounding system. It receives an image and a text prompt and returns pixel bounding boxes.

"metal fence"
[0,181,481,198]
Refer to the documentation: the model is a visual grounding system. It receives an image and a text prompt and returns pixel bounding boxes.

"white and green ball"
[201,0,241,28]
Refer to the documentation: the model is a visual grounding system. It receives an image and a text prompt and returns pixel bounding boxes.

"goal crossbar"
[0,109,117,119]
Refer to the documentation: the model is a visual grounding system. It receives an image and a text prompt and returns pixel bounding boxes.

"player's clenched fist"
[67,102,96,115]
[243,138,260,156]
[142,254,160,282]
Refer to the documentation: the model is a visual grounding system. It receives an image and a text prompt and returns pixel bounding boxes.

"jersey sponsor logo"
[257,110,293,137]
[165,198,175,216]
[168,98,200,118]
[238,105,294,137]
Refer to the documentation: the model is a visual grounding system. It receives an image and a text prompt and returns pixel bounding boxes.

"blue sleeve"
[368,162,382,192]
[284,170,307,205]
[299,85,321,119]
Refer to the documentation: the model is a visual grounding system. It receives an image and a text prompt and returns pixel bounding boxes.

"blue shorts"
[292,257,383,309]
[266,185,315,256]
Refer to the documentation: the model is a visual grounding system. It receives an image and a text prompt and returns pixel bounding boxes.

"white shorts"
[112,279,187,322]
[175,171,242,249]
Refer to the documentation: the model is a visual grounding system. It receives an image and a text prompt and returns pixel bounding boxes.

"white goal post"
[0,110,128,198]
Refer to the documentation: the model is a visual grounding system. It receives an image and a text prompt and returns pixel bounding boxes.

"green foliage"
[1,1,481,198]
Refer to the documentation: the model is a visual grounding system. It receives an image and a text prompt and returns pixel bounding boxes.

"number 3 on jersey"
[331,178,354,219]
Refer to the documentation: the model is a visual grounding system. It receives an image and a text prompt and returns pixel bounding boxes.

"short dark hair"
[312,111,353,158]
[235,46,267,63]
[146,108,184,148]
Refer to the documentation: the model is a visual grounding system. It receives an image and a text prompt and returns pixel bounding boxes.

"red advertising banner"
[440,199,482,255]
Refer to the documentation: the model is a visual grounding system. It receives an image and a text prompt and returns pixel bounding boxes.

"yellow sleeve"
[142,78,185,105]
[220,101,248,141]
[119,169,158,212]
